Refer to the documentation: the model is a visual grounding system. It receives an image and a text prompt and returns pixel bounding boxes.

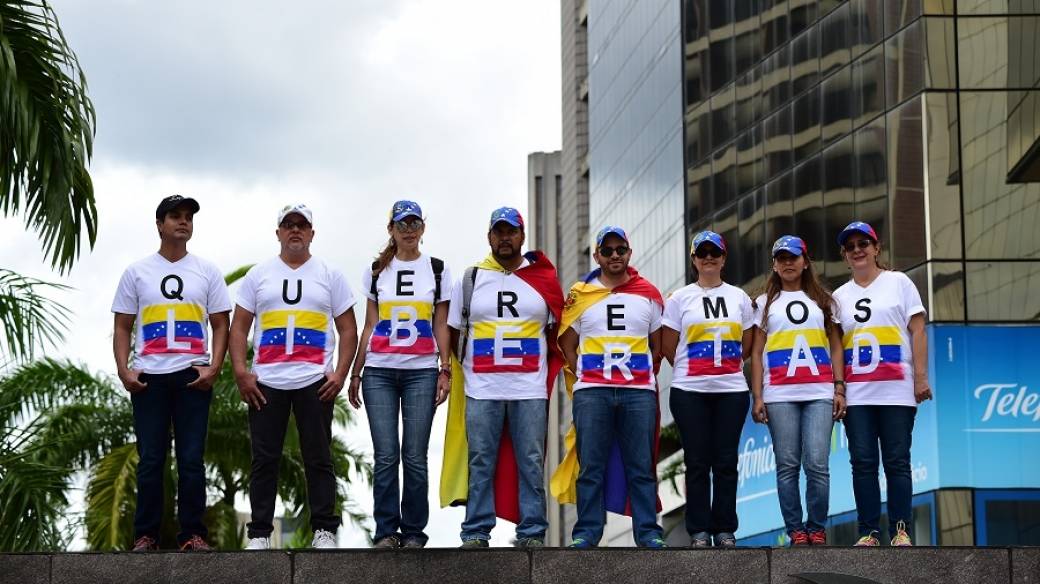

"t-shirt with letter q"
[833,270,925,407]
[236,256,356,390]
[361,255,453,370]
[111,253,232,374]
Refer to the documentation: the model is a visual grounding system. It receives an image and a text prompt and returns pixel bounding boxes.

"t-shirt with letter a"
[112,253,232,374]
[447,260,551,401]
[361,256,452,370]
[236,256,356,390]
[662,282,754,393]
[754,290,836,403]
[571,281,662,391]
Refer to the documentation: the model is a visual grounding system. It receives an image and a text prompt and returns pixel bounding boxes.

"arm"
[319,307,359,402]
[347,300,378,409]
[186,311,230,391]
[433,301,452,407]
[229,305,265,410]
[750,327,768,423]
[829,325,847,419]
[740,328,755,361]
[113,314,147,393]
[559,327,579,374]
[649,327,663,371]
[908,313,932,403]
[661,326,679,367]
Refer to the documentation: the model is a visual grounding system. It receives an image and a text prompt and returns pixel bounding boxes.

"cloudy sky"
[2,0,562,548]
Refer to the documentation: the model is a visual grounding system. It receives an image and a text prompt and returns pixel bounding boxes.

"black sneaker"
[515,537,545,548]
[374,535,401,549]
[460,539,490,549]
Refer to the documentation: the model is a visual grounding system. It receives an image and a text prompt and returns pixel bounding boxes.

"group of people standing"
[112,194,931,552]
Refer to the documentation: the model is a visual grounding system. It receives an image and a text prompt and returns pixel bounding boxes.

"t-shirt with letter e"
[112,253,232,374]
[236,257,356,390]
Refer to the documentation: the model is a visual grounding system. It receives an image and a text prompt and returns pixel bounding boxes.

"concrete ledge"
[50,551,291,584]
[531,549,768,584]
[0,553,50,584]
[294,549,530,584]
[1014,548,1040,584]
[771,547,1011,584]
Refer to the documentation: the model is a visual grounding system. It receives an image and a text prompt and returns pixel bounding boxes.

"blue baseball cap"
[390,200,423,222]
[595,225,629,246]
[489,207,525,230]
[772,235,808,257]
[837,221,879,245]
[690,230,727,254]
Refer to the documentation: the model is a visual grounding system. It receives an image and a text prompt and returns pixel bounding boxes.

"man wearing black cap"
[111,195,232,551]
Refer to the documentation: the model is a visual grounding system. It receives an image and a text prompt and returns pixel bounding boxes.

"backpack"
[455,266,479,361]
[370,256,444,304]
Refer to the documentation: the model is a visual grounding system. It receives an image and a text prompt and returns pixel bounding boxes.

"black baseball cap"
[155,195,200,220]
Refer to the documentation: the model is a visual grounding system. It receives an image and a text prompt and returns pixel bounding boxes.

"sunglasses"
[694,246,724,259]
[842,239,874,252]
[599,245,630,257]
[279,220,312,231]
[394,218,425,232]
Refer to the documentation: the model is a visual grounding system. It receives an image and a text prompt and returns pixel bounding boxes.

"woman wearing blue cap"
[750,235,845,546]
[832,221,932,547]
[661,231,754,547]
[347,200,453,548]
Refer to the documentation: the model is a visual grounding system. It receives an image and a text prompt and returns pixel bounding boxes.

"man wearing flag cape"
[440,207,564,548]
[549,226,666,548]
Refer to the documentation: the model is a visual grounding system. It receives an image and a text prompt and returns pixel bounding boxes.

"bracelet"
[833,380,846,387]
[438,366,452,376]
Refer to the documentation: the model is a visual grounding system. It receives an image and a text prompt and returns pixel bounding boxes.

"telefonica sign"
[970,384,1040,430]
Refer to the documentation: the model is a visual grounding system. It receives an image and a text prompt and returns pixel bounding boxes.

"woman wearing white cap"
[348,200,453,548]
[750,235,845,546]
[661,231,754,548]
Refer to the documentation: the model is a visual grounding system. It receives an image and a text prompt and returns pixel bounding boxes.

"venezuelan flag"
[257,310,328,365]
[765,328,833,385]
[685,321,743,375]
[140,303,206,355]
[471,320,542,373]
[843,325,904,382]
[579,336,652,385]
[370,300,435,354]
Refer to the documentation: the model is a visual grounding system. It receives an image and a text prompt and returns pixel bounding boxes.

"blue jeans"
[362,367,438,543]
[460,397,548,541]
[572,387,662,546]
[132,367,211,544]
[765,399,833,534]
[843,405,916,537]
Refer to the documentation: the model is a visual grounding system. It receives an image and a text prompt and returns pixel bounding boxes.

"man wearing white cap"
[229,204,359,549]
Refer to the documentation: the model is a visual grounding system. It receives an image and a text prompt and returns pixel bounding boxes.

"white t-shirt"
[112,253,232,374]
[447,262,551,400]
[361,256,453,370]
[833,270,925,407]
[663,282,754,393]
[236,256,356,390]
[754,291,836,403]
[570,283,662,391]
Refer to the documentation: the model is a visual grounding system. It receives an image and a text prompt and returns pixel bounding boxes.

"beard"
[493,243,519,261]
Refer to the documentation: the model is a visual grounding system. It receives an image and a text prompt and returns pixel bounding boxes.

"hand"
[833,393,847,420]
[317,371,346,402]
[186,365,218,391]
[752,399,768,424]
[235,370,266,410]
[435,371,451,407]
[118,368,148,394]
[347,376,362,409]
[914,378,933,403]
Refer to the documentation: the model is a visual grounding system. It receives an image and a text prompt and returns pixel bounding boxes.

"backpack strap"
[457,266,479,361]
[370,260,381,304]
[430,257,445,304]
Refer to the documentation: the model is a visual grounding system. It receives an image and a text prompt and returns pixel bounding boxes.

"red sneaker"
[808,531,827,545]
[789,530,810,546]
[179,535,213,551]
[131,535,158,552]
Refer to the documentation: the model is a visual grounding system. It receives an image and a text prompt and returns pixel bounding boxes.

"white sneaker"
[311,529,337,549]
[245,536,271,550]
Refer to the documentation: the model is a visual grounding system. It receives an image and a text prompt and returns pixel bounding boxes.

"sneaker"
[714,532,737,547]
[690,531,711,548]
[853,532,881,547]
[131,535,158,552]
[568,537,595,549]
[460,538,490,549]
[890,521,913,547]
[245,536,272,550]
[641,537,667,549]
[808,530,827,546]
[789,530,810,546]
[374,535,401,549]
[515,537,545,548]
[311,529,337,549]
[179,535,212,551]
[401,537,426,549]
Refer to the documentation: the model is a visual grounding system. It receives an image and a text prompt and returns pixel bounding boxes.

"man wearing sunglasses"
[553,226,666,548]
[230,203,359,550]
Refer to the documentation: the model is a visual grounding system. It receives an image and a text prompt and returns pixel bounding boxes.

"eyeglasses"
[599,245,630,257]
[694,247,724,259]
[279,220,311,231]
[394,218,424,232]
[842,239,874,252]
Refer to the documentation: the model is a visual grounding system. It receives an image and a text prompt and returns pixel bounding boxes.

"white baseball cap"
[277,203,313,226]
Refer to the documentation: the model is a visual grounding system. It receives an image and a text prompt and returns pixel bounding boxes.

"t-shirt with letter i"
[361,256,452,370]
[571,281,663,391]
[447,260,551,401]
[236,256,356,390]
[833,270,925,407]
[662,282,754,393]
[754,291,837,403]
[111,253,232,374]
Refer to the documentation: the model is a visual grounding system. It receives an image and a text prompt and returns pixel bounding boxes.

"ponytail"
[373,222,397,277]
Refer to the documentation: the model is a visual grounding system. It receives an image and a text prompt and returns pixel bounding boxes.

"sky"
[2,0,562,548]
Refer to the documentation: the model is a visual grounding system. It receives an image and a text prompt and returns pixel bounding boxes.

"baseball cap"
[489,207,524,230]
[277,204,313,226]
[155,195,200,220]
[772,235,808,257]
[837,221,878,245]
[390,200,424,222]
[595,225,629,247]
[690,230,727,254]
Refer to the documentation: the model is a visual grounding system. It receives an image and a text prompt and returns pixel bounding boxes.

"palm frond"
[32,401,134,468]
[0,0,97,273]
[0,426,70,551]
[85,442,138,551]
[0,358,121,428]
[0,269,70,362]
[224,265,254,286]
